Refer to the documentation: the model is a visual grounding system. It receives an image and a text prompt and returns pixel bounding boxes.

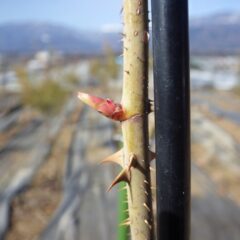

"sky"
[1,0,240,30]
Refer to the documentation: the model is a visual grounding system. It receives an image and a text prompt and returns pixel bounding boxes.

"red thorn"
[107,168,130,192]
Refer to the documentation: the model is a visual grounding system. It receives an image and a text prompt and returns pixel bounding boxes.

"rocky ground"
[0,89,239,240]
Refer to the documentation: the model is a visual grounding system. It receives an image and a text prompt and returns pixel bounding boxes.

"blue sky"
[1,0,240,30]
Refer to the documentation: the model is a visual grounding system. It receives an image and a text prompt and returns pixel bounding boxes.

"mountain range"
[0,12,240,56]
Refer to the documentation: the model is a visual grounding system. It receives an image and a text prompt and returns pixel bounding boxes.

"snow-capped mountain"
[0,12,240,55]
[189,12,240,54]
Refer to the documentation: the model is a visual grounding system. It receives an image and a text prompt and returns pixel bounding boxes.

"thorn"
[144,180,149,184]
[120,219,131,226]
[120,6,123,14]
[149,150,156,161]
[125,70,130,75]
[118,185,128,192]
[143,203,151,212]
[144,219,152,229]
[136,7,141,15]
[144,190,149,196]
[127,153,137,171]
[143,31,150,43]
[149,166,155,172]
[148,99,154,113]
[100,149,123,167]
[137,56,144,62]
[120,221,130,226]
[107,168,130,192]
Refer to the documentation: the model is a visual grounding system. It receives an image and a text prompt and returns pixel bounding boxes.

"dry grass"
[192,133,240,205]
[199,106,240,144]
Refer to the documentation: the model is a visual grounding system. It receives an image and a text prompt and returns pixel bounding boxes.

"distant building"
[0,71,20,92]
[27,50,63,73]
[191,56,239,90]
[27,51,50,73]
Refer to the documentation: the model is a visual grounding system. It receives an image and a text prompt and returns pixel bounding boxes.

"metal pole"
[151,0,190,240]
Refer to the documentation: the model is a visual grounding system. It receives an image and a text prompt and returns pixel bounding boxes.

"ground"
[0,89,240,240]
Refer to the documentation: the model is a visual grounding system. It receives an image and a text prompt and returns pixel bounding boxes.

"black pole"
[151,1,190,240]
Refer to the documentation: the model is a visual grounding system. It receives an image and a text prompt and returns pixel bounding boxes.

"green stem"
[117,182,129,240]
[121,0,154,240]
